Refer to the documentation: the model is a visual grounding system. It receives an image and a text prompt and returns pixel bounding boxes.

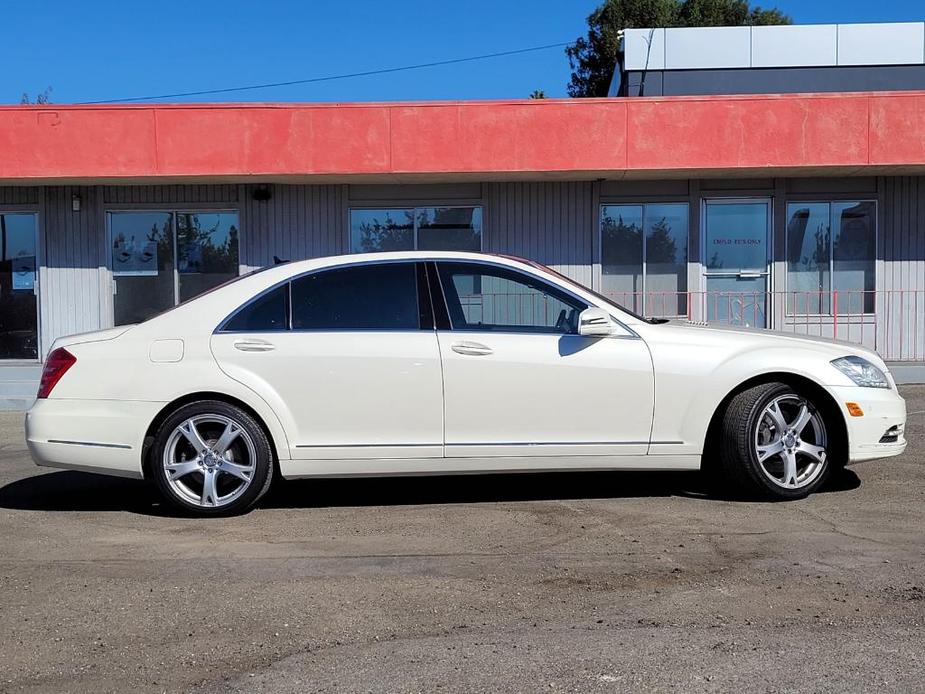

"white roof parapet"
[624,22,925,72]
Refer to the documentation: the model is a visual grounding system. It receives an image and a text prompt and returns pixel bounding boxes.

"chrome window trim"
[432,258,640,339]
[215,258,426,334]
[214,256,639,338]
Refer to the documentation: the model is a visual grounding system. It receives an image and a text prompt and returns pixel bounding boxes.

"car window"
[290,262,420,331]
[222,284,289,332]
[436,262,587,334]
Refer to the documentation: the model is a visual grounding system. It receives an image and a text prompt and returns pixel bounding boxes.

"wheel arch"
[141,391,286,480]
[702,372,849,473]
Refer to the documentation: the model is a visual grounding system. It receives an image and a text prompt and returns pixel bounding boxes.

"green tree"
[529,89,547,99]
[566,0,791,97]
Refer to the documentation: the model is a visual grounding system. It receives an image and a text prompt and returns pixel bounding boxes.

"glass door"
[0,213,38,359]
[110,211,239,326]
[703,199,770,328]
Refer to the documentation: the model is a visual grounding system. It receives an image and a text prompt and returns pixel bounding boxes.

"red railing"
[604,290,925,362]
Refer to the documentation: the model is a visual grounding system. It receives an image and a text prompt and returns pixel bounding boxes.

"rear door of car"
[210,261,444,462]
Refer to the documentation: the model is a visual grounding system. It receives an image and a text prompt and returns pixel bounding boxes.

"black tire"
[151,400,274,516]
[718,382,832,500]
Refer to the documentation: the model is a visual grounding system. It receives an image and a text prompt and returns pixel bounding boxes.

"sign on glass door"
[703,200,770,328]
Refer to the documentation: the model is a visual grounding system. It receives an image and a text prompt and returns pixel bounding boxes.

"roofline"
[3,91,925,182]
[5,89,925,109]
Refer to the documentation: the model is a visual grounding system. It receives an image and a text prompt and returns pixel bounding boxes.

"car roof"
[279,250,530,267]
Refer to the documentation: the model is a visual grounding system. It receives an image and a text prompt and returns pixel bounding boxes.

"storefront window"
[110,210,239,326]
[176,213,240,303]
[786,201,875,314]
[601,203,688,316]
[350,206,482,253]
[0,213,38,359]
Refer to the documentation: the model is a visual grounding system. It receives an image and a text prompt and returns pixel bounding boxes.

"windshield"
[523,259,669,325]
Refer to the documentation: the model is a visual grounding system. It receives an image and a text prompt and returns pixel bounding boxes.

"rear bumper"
[25,398,165,478]
[829,386,907,463]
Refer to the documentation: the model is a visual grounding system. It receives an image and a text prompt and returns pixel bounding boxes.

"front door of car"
[430,261,655,458]
[210,261,444,461]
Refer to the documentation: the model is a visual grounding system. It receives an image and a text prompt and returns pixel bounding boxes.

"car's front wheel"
[151,400,274,516]
[719,382,832,500]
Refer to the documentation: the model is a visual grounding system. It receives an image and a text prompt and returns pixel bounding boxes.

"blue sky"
[3,0,923,104]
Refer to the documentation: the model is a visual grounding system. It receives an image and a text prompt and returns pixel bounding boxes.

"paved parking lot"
[1,387,923,694]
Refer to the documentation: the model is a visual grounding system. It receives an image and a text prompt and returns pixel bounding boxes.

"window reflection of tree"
[357,211,414,252]
[417,208,480,251]
[177,214,239,275]
[601,211,642,295]
[357,208,480,252]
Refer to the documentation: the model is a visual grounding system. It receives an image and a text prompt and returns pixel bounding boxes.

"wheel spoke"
[201,469,219,506]
[166,459,200,479]
[782,450,798,487]
[178,419,209,455]
[765,402,788,433]
[797,441,827,464]
[217,459,253,481]
[213,421,242,455]
[757,440,784,462]
[791,403,812,435]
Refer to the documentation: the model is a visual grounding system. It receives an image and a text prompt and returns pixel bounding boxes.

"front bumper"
[829,385,907,463]
[25,398,165,478]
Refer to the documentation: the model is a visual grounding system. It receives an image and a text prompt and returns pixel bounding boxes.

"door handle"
[451,341,493,356]
[233,339,276,353]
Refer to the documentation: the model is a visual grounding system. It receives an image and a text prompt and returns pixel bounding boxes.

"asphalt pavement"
[1,387,923,693]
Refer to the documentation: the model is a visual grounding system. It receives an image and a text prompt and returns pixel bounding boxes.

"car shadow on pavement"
[0,470,160,514]
[0,466,861,515]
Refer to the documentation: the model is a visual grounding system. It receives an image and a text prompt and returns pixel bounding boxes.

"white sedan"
[26,252,907,515]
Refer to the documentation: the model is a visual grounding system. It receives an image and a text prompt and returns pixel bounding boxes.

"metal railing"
[605,289,925,362]
[453,288,924,361]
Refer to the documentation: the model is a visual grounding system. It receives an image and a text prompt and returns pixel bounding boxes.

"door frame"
[700,197,772,327]
[0,209,41,361]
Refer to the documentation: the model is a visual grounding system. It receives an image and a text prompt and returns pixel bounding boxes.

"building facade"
[615,22,925,96]
[1,34,925,406]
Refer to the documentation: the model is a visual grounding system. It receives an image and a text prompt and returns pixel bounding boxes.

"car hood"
[658,319,883,361]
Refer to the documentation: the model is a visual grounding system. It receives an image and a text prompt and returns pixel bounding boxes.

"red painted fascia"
[0,92,923,182]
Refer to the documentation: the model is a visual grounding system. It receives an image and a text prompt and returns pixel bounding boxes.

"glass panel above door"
[0,213,38,359]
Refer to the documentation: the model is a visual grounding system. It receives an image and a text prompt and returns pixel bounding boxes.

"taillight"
[37,348,77,399]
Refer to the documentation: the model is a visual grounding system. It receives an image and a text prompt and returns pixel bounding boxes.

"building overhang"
[2,92,924,185]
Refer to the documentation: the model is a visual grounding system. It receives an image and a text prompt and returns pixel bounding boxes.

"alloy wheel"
[754,394,828,490]
[162,414,257,508]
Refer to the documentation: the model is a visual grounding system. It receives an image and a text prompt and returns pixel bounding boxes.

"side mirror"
[577,307,615,337]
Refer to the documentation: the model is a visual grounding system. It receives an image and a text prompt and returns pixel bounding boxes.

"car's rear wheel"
[152,401,273,516]
[719,382,831,500]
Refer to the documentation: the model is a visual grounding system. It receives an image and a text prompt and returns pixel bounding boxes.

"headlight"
[831,356,891,389]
